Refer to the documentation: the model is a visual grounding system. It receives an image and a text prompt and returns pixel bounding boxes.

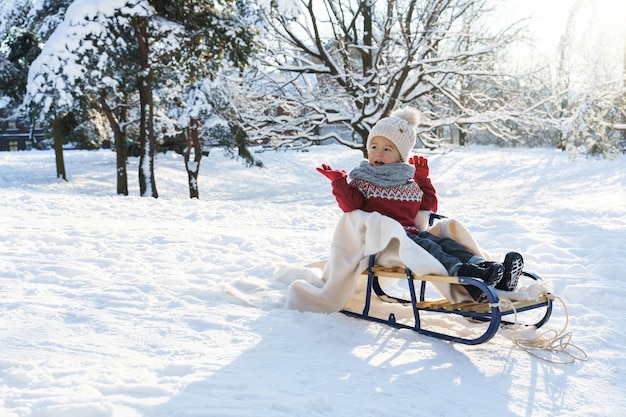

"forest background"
[0,0,625,199]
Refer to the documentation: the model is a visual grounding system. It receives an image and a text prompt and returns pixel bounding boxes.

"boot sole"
[497,252,524,291]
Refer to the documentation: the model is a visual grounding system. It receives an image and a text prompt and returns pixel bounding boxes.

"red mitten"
[409,156,429,180]
[316,164,347,182]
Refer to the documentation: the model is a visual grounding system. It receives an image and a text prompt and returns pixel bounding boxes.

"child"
[317,107,523,301]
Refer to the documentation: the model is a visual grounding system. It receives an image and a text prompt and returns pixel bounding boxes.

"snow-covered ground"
[1,145,625,417]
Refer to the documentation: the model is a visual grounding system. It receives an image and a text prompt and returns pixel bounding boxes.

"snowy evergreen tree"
[0,2,44,145]
[21,0,262,197]
[23,0,153,185]
[0,29,40,105]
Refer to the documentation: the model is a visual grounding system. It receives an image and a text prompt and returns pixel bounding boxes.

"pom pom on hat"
[367,107,421,162]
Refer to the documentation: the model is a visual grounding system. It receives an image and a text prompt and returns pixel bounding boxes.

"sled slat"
[370,266,459,284]
[416,295,551,314]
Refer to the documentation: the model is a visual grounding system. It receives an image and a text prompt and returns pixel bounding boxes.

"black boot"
[495,252,524,291]
[458,263,504,287]
[458,263,504,303]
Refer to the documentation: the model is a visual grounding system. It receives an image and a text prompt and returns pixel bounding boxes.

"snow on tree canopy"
[257,0,302,17]
[24,0,152,118]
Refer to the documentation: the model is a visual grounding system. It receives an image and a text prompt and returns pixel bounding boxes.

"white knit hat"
[366,107,421,162]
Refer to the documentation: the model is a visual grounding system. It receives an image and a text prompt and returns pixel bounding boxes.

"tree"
[23,0,263,198]
[0,54,22,102]
[245,0,527,157]
[150,0,260,199]
[24,0,161,193]
[22,0,87,180]
[554,0,626,157]
[0,4,45,149]
[620,37,626,152]
[78,2,148,196]
[0,29,40,103]
[131,14,159,197]
[99,89,133,196]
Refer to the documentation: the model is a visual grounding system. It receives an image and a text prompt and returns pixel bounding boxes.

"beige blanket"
[284,210,489,313]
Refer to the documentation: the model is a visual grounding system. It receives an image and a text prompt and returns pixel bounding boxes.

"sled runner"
[341,254,554,345]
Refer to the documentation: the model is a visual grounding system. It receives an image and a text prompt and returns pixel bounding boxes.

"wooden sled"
[341,254,553,345]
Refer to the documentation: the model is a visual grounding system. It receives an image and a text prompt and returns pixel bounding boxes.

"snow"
[1,145,625,417]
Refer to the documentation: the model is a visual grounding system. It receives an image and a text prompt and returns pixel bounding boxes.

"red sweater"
[330,176,438,234]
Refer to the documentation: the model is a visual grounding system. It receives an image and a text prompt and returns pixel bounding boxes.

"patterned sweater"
[330,175,438,234]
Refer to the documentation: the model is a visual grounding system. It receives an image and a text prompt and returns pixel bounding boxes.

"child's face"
[368,136,402,166]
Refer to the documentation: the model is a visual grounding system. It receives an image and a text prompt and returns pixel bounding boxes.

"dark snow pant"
[407,231,481,275]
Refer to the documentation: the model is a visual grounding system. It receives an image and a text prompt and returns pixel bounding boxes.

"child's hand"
[409,156,429,179]
[316,164,347,181]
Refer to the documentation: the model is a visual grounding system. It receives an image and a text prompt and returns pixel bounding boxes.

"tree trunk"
[622,36,626,146]
[99,96,128,195]
[51,116,67,181]
[459,126,466,147]
[361,3,373,112]
[184,119,203,199]
[556,3,578,151]
[132,16,158,198]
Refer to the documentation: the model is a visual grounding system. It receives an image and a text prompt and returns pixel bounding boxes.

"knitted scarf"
[349,160,415,187]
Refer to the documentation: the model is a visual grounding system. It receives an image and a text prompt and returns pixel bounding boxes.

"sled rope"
[503,294,587,364]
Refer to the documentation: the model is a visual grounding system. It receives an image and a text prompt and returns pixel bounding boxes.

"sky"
[525,0,577,50]
[504,0,625,65]
[494,0,576,62]
[0,144,625,416]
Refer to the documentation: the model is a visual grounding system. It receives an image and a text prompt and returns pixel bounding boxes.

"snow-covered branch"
[241,0,542,153]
